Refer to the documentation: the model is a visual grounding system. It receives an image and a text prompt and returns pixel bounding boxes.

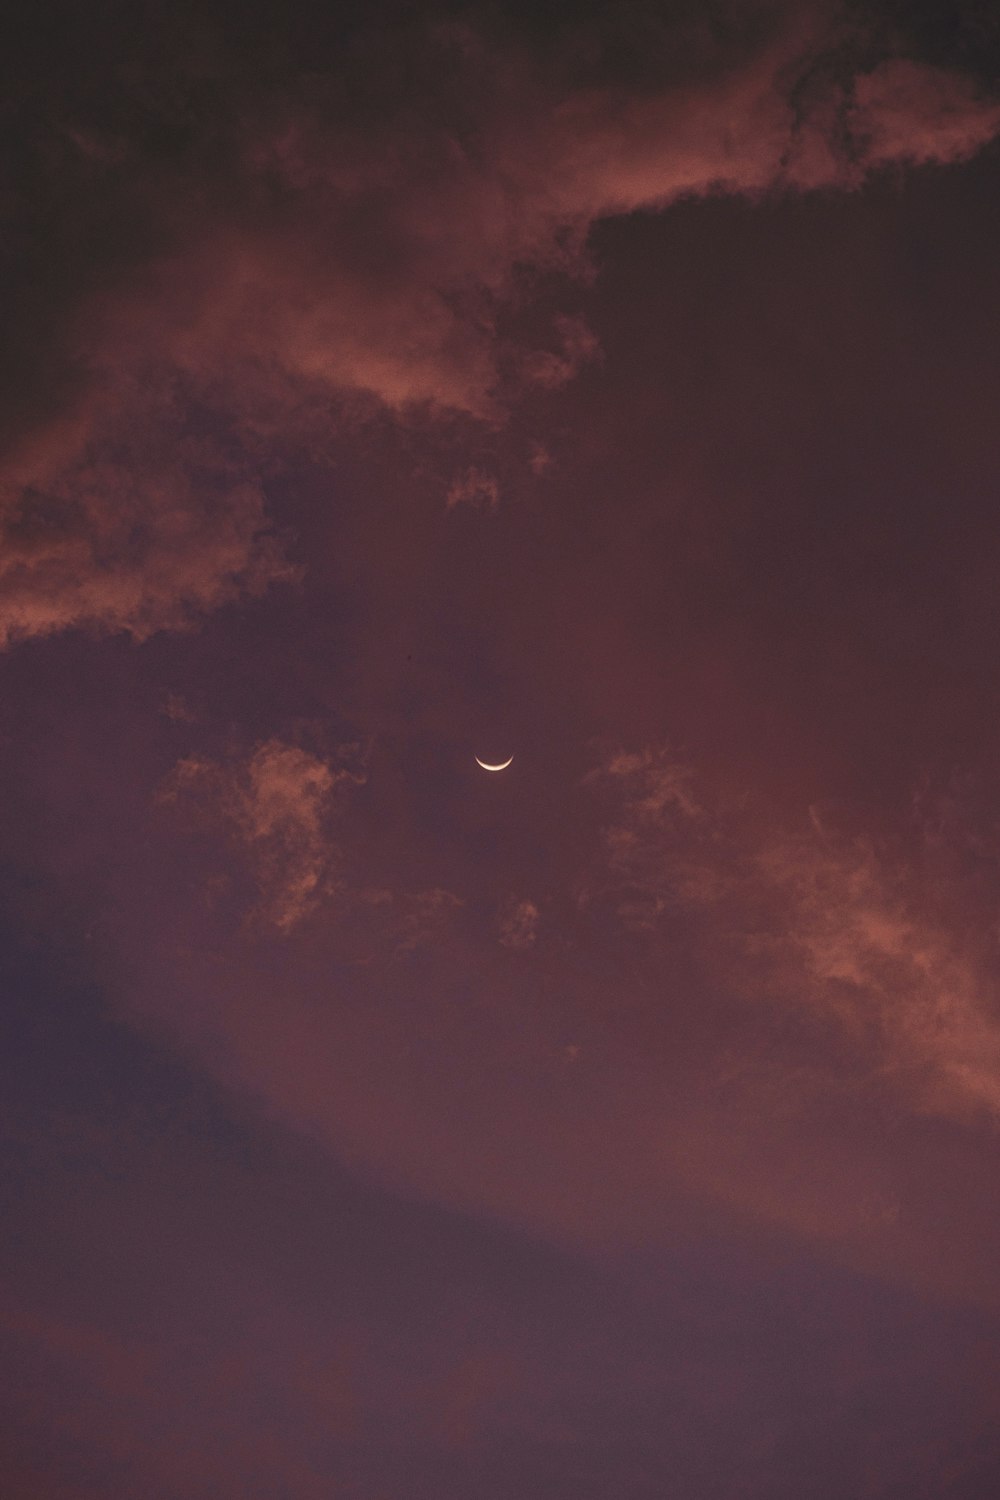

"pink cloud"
[592,745,1000,1123]
[109,730,1000,1310]
[850,58,1000,169]
[161,740,364,931]
[0,380,292,648]
[3,17,996,649]
[221,28,998,419]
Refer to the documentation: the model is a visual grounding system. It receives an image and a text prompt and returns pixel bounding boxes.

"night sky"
[5,2,1000,1496]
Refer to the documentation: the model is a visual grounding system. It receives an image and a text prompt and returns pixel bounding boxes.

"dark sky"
[4,2,1000,1496]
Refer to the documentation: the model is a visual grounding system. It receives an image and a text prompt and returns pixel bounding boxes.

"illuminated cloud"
[8,8,1000,1495]
[2,12,997,647]
[850,58,1000,169]
[0,381,292,647]
[221,28,1000,419]
[592,746,1000,1123]
[161,740,363,931]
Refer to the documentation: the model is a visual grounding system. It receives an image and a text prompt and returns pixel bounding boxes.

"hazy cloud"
[445,467,501,512]
[592,746,1000,1123]
[498,898,540,949]
[0,380,292,648]
[161,740,362,931]
[850,58,1000,169]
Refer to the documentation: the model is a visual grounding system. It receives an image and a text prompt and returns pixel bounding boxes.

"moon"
[475,755,514,772]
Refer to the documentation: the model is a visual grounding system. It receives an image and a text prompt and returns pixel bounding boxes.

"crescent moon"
[475,755,514,772]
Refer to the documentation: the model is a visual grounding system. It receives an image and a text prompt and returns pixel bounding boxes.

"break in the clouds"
[2,9,999,644]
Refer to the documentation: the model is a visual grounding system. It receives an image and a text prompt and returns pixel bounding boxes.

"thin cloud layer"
[161,740,363,930]
[592,745,1000,1124]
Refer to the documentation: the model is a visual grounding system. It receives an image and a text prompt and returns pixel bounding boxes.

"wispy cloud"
[591,746,1000,1122]
[161,740,363,931]
[498,898,540,950]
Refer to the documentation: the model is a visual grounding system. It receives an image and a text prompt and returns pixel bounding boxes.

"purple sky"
[4,2,1000,1495]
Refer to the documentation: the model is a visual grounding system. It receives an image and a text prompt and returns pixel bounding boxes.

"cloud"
[160,742,465,947]
[2,10,998,648]
[520,316,600,391]
[0,376,293,648]
[591,745,1000,1123]
[394,887,465,952]
[161,740,362,931]
[528,441,553,477]
[760,831,1000,1117]
[222,24,999,419]
[498,898,539,949]
[445,467,501,512]
[850,58,1000,169]
[101,725,1000,1302]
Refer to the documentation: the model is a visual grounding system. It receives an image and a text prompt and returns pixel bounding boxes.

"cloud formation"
[0,377,292,647]
[161,740,362,930]
[2,9,998,646]
[592,745,1000,1124]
